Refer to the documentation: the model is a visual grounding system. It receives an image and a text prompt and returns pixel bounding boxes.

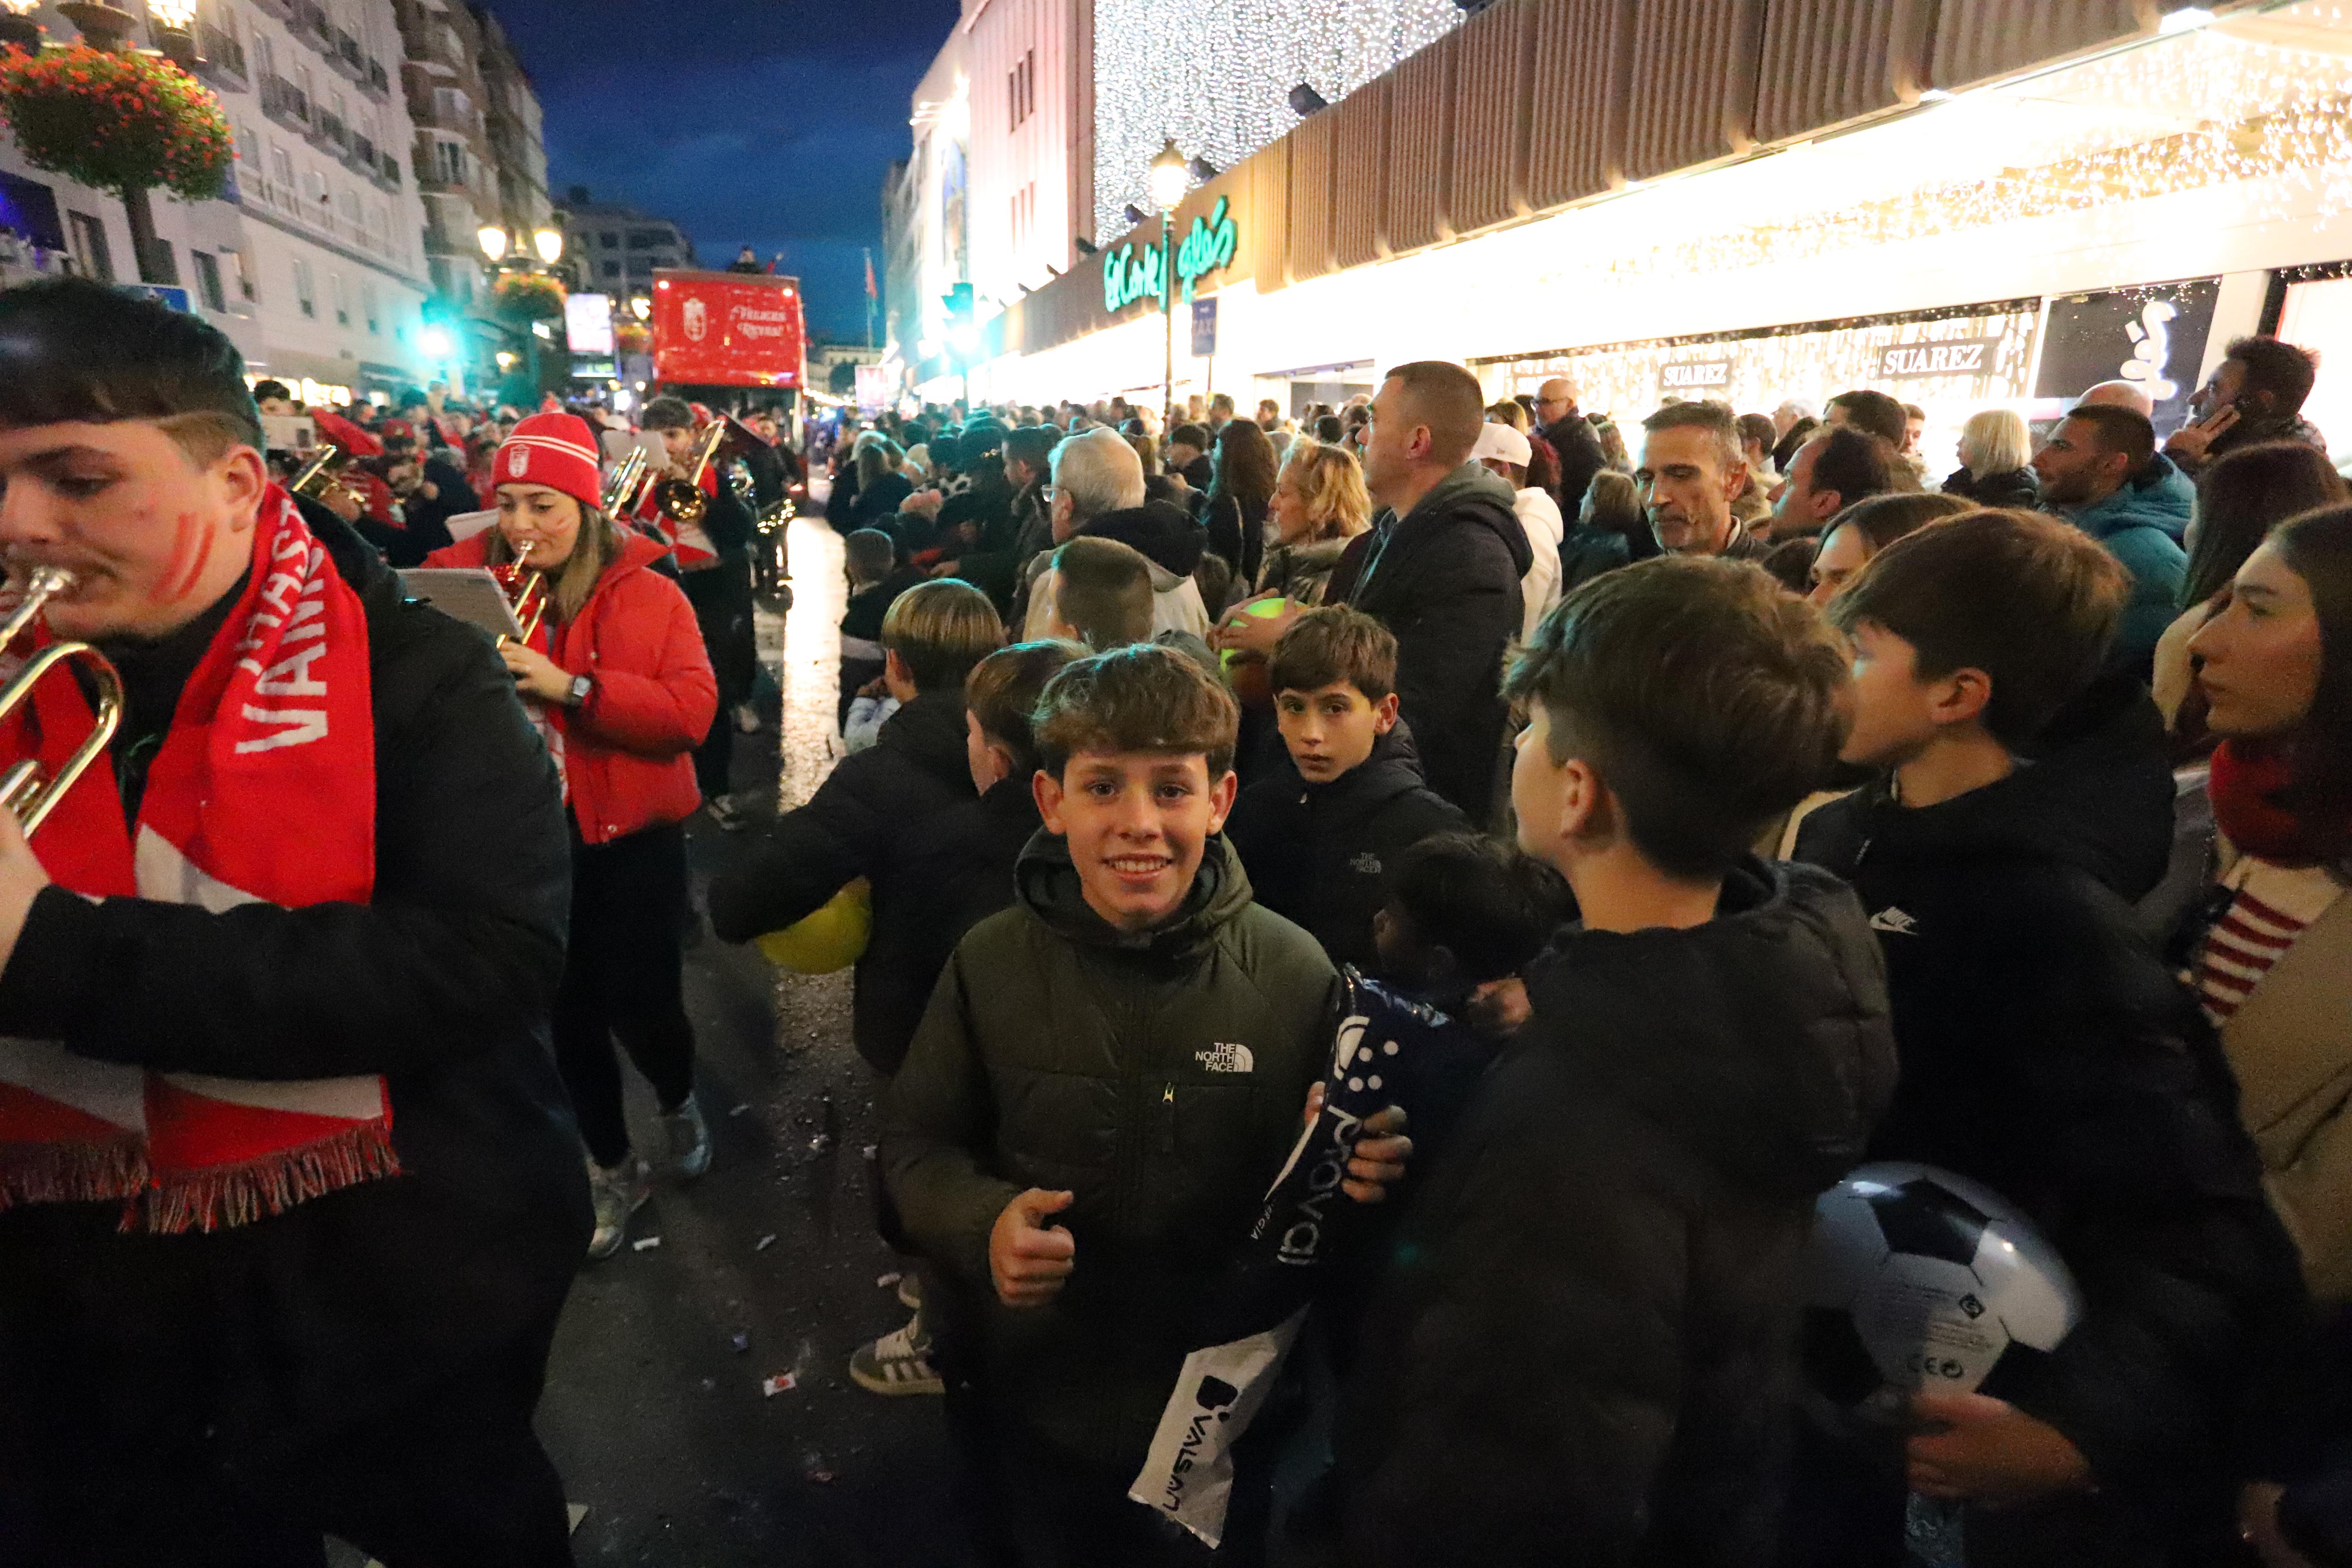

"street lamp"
[629,294,650,321]
[1148,137,1189,426]
[146,0,198,64]
[476,225,509,264]
[532,226,563,265]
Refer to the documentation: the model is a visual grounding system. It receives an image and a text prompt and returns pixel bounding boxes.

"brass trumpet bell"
[0,566,124,835]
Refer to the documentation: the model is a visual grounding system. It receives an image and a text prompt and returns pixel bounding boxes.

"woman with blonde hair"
[1941,407,2038,509]
[1256,440,1373,605]
[426,413,718,1259]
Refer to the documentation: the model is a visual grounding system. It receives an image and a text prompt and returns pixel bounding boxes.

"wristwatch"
[565,673,594,708]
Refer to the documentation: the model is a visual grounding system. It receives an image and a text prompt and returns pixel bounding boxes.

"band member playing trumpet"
[426,411,718,1259]
[639,396,759,828]
[0,280,589,1563]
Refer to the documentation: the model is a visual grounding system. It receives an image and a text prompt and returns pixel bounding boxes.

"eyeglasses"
[1040,484,1057,502]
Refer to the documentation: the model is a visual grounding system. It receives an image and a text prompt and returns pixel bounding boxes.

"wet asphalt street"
[533,513,974,1567]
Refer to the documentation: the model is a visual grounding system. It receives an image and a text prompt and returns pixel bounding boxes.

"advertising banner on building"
[650,271,807,389]
[565,292,615,355]
[2035,277,2218,434]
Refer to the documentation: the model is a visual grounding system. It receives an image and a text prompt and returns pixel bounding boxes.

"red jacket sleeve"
[573,572,717,757]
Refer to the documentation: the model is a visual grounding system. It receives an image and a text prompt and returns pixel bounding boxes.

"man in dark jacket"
[1340,555,1894,1568]
[1224,607,1465,973]
[1351,361,1531,818]
[0,280,585,1565]
[642,397,761,821]
[1790,512,2305,1567]
[380,429,479,566]
[1534,376,1606,515]
[2166,334,2329,477]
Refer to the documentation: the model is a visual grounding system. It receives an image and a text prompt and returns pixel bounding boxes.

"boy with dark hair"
[1041,534,1155,650]
[1826,388,1909,449]
[1225,606,1465,974]
[1368,831,1574,1157]
[1340,555,1897,1568]
[884,643,1411,1563]
[1789,511,2304,1565]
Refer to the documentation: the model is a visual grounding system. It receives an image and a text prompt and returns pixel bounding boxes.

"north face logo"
[1349,852,1382,876]
[1195,1042,1255,1074]
[1868,906,1919,935]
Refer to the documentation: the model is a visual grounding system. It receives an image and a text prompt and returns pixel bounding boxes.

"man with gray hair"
[1637,401,1775,561]
[1020,426,1211,640]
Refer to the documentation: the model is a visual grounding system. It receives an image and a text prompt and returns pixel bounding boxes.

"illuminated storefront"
[968,1,2352,469]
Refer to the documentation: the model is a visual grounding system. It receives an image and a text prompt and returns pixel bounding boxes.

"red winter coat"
[425,530,715,843]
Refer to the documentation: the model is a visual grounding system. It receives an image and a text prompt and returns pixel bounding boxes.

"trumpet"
[490,544,549,649]
[653,417,766,526]
[601,446,649,517]
[0,567,123,835]
[289,444,366,512]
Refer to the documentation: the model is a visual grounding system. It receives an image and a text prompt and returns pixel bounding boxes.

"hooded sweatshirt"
[882,833,1342,1469]
[1349,461,1532,818]
[1020,499,1215,641]
[1792,692,2307,1564]
[1338,859,1898,1568]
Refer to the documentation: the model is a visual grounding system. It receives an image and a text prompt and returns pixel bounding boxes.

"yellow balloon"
[754,878,872,974]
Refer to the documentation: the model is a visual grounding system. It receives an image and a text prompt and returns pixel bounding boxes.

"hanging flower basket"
[493,271,566,322]
[615,320,650,355]
[0,44,231,200]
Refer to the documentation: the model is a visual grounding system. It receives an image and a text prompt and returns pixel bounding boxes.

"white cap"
[1472,421,1533,468]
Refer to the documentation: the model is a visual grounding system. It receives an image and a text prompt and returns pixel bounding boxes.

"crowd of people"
[0,270,2349,1568]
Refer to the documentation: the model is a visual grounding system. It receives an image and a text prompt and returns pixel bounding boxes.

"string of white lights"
[1089,0,1460,243]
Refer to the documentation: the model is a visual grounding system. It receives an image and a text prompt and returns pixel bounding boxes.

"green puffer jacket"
[882,830,1342,1467]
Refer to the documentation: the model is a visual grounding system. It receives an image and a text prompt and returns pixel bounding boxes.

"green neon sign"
[1175,196,1238,302]
[1100,196,1241,314]
[1102,238,1166,313]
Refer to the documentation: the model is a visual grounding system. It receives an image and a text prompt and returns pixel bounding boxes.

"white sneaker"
[586,1155,651,1261]
[659,1094,712,1180]
[848,1314,944,1397]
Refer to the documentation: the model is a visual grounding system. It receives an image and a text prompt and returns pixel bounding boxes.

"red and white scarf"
[0,489,390,1233]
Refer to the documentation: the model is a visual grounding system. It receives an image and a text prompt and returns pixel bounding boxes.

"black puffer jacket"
[1223,727,1465,974]
[1348,463,1531,818]
[1543,413,1608,515]
[1792,691,2307,1565]
[882,834,1342,1470]
[1942,463,2040,510]
[0,512,584,1445]
[1081,497,1206,576]
[1339,859,1898,1568]
[707,688,976,1075]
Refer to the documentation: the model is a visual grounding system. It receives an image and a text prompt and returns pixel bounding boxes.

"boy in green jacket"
[882,643,1409,1566]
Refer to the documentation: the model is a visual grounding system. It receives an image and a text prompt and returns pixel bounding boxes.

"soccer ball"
[1802,1162,2082,1424]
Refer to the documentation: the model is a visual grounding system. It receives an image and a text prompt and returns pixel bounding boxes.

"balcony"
[344,132,376,176]
[362,57,389,98]
[259,74,311,133]
[378,152,402,190]
[310,110,347,155]
[194,29,249,91]
[295,0,333,51]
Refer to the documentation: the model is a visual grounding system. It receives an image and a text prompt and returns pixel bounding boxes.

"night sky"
[486,0,962,344]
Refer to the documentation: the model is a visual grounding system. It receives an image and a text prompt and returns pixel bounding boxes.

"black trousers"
[0,1208,574,1568]
[682,553,757,800]
[551,819,695,1166]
